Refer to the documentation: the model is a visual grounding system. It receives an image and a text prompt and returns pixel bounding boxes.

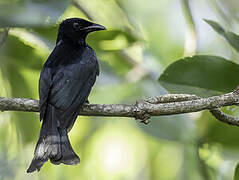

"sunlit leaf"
[4,66,39,143]
[158,55,239,97]
[0,33,43,143]
[9,28,50,56]
[205,19,239,53]
[76,0,133,30]
[1,35,44,70]
[87,30,138,51]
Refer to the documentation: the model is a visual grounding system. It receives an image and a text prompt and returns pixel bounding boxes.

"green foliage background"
[0,0,239,179]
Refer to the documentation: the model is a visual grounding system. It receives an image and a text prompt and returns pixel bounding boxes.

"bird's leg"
[85,99,90,104]
[134,101,151,125]
[139,113,151,125]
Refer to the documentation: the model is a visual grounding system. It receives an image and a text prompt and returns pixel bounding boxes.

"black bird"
[27,18,106,173]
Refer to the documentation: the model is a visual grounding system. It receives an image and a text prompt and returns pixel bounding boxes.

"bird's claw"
[134,110,151,125]
[134,101,151,125]
[139,113,151,124]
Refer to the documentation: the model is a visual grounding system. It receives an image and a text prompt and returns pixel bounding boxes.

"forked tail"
[27,105,80,173]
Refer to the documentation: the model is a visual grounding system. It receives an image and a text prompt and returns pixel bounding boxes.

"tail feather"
[50,129,80,165]
[27,105,80,173]
[27,133,61,173]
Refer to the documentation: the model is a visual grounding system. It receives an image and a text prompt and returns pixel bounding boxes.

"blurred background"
[0,0,239,179]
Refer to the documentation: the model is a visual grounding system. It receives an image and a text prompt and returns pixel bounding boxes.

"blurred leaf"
[234,163,239,180]
[204,19,225,35]
[197,110,239,149]
[4,65,39,143]
[9,28,49,54]
[76,0,133,30]
[205,19,239,53]
[158,55,239,97]
[31,25,58,45]
[59,4,90,22]
[92,82,143,104]
[0,0,68,27]
[0,33,43,143]
[213,0,239,23]
[224,32,239,53]
[88,29,138,76]
[88,30,137,52]
[99,52,132,75]
[1,35,44,70]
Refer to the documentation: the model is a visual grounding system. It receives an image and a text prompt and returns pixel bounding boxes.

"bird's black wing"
[48,47,99,130]
[39,66,52,121]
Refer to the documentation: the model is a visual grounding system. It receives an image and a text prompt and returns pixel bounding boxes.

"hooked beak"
[81,23,106,32]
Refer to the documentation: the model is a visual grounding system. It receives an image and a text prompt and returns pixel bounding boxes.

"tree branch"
[0,90,239,125]
[210,109,239,126]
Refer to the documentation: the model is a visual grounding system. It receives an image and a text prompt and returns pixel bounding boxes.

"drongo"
[27,18,106,173]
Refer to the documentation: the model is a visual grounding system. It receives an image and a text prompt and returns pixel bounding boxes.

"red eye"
[73,22,80,29]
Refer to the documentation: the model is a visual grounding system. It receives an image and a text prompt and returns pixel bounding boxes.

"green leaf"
[76,0,132,29]
[224,32,239,53]
[31,25,58,45]
[1,35,44,70]
[204,19,225,35]
[205,19,239,53]
[234,163,239,180]
[87,30,138,52]
[4,66,39,143]
[158,55,239,97]
[0,34,44,143]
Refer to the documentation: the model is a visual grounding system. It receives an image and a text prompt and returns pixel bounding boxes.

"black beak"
[81,23,106,32]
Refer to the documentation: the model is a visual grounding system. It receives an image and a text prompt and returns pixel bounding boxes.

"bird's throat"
[56,33,86,46]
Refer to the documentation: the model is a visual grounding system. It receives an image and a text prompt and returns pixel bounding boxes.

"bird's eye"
[73,22,80,29]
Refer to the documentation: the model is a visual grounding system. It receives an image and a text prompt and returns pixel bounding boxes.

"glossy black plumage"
[27,18,105,173]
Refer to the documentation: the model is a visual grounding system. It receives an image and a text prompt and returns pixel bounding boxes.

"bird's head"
[57,18,106,45]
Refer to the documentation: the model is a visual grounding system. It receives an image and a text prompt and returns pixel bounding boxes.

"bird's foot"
[134,101,151,125]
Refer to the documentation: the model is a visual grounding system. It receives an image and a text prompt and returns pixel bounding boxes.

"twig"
[0,91,239,125]
[145,94,199,103]
[145,93,239,126]
[210,108,239,126]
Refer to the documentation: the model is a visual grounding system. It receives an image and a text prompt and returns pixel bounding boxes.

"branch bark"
[0,90,239,125]
[210,109,239,126]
